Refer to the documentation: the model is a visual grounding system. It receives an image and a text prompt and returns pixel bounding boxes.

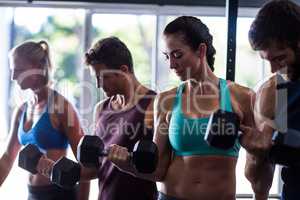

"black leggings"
[157,192,182,200]
[27,184,78,200]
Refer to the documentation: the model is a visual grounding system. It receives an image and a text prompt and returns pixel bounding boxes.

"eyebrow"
[260,52,286,61]
[271,54,286,61]
[163,49,182,55]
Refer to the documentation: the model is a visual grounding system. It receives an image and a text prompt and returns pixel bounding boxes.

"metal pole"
[225,0,238,81]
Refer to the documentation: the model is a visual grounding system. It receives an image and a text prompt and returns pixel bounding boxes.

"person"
[84,36,157,200]
[0,40,90,200]
[106,16,255,200]
[243,1,300,200]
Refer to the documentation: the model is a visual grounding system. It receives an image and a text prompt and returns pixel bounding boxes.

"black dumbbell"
[18,144,81,189]
[269,129,300,167]
[77,135,158,173]
[204,109,240,150]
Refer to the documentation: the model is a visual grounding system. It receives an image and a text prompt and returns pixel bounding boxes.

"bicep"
[92,99,107,136]
[60,101,84,157]
[254,81,276,131]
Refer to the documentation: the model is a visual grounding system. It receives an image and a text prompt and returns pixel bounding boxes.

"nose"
[169,57,177,70]
[270,61,284,73]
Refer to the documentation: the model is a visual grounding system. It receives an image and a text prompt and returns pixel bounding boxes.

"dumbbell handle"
[98,149,133,159]
[98,149,108,156]
[36,155,55,178]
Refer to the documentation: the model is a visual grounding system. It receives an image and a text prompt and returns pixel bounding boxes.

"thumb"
[240,124,251,133]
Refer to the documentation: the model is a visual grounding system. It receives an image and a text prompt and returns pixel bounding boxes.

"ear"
[119,65,130,74]
[197,43,207,60]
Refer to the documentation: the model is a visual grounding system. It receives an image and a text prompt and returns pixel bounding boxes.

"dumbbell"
[204,109,240,150]
[269,76,300,167]
[18,144,81,189]
[77,135,158,173]
[269,129,300,167]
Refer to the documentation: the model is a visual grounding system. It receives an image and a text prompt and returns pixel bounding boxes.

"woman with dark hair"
[107,16,255,200]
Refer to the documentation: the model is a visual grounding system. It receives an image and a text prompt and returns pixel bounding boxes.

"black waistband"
[28,184,78,194]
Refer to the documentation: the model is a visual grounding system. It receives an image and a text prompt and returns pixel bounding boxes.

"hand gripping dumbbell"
[77,135,158,173]
[269,129,300,167]
[18,144,80,189]
[204,109,240,150]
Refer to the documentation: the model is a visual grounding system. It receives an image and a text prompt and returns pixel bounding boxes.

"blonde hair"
[9,40,53,81]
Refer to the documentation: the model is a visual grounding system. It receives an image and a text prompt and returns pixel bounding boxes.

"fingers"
[240,124,252,134]
[36,156,55,177]
[107,144,130,164]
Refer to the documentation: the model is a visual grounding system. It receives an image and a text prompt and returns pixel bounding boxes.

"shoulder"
[11,103,27,123]
[227,80,255,102]
[255,75,277,120]
[256,75,276,97]
[226,81,255,122]
[51,90,75,113]
[154,87,178,110]
[94,97,110,115]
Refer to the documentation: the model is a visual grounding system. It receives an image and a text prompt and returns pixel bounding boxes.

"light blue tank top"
[169,78,240,157]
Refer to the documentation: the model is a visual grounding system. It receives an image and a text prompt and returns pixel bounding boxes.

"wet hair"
[163,16,216,71]
[249,0,300,50]
[85,36,134,73]
[9,40,52,82]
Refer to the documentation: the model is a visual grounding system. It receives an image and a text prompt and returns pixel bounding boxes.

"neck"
[190,62,219,85]
[30,87,49,105]
[120,75,145,105]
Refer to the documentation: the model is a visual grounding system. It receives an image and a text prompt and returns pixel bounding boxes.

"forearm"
[0,153,14,186]
[115,160,166,182]
[78,181,90,200]
[79,166,98,181]
[245,153,274,197]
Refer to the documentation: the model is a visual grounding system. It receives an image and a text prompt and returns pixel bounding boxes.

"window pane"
[91,14,156,88]
[11,7,85,109]
[156,16,226,91]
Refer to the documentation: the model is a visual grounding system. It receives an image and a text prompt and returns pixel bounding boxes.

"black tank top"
[95,90,157,200]
[279,81,300,186]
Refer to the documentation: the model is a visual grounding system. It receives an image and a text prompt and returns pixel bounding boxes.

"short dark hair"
[249,0,300,50]
[85,36,134,72]
[163,16,216,71]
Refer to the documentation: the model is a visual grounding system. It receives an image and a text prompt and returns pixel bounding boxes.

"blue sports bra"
[18,100,69,151]
[169,78,240,157]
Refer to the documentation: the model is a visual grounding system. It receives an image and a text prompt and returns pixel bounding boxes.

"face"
[259,43,300,80]
[163,34,201,81]
[10,56,47,90]
[89,63,120,97]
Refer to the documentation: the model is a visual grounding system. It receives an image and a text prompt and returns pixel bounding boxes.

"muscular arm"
[0,106,23,186]
[108,91,174,182]
[56,95,98,200]
[244,79,276,200]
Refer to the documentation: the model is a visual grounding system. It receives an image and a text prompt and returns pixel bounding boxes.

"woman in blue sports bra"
[107,16,256,200]
[0,40,92,200]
